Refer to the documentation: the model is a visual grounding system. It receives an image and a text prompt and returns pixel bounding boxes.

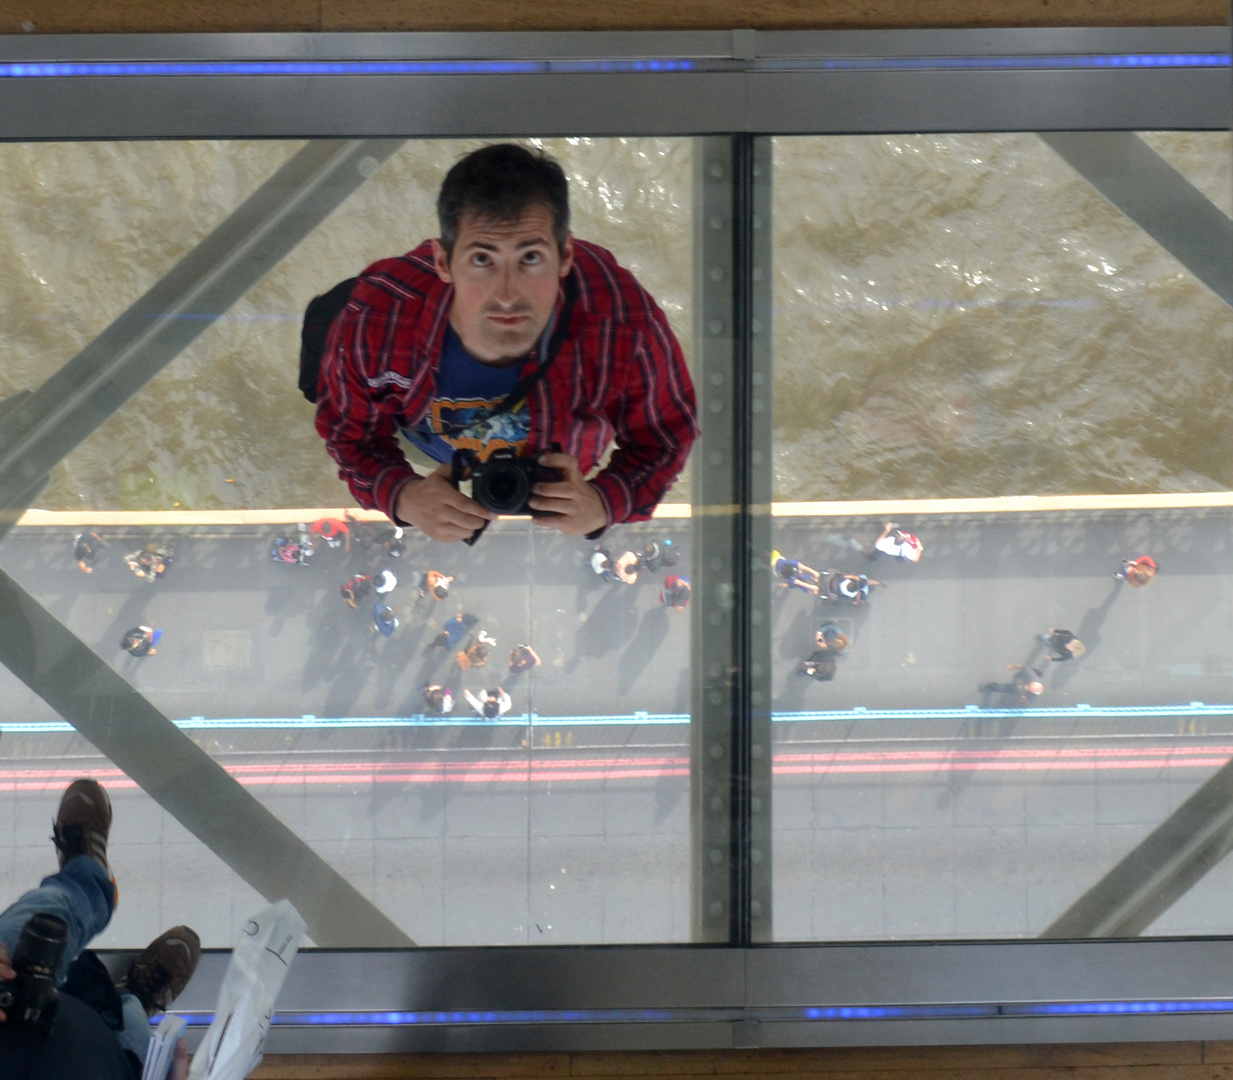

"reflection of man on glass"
[316,143,698,542]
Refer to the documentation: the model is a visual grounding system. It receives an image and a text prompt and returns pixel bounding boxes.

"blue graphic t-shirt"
[406,326,531,464]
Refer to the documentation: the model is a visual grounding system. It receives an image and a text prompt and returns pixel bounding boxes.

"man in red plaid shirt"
[316,144,698,543]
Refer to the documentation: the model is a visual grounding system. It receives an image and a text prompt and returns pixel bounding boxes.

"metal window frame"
[4,24,1232,1049]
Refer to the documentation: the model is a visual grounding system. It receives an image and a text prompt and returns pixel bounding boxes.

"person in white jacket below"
[464,687,512,719]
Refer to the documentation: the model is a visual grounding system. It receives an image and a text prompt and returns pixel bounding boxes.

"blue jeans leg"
[116,991,152,1064]
[0,855,115,984]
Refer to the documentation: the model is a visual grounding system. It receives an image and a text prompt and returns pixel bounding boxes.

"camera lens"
[476,462,530,514]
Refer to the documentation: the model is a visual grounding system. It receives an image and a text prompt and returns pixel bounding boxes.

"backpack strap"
[298,276,358,404]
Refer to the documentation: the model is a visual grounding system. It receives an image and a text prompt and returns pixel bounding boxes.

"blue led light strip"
[0,54,1226,79]
[165,998,1233,1028]
[771,52,1230,71]
[3,701,1231,733]
[0,59,694,78]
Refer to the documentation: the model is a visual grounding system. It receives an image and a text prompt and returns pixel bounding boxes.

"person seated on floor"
[0,779,200,1080]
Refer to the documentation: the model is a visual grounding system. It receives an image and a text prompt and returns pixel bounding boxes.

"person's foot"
[52,779,112,876]
[121,925,202,1017]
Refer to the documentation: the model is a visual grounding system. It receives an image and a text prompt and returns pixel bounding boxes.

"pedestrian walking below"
[868,522,923,562]
[800,651,837,681]
[425,570,453,600]
[614,550,639,584]
[458,630,496,670]
[375,569,398,595]
[340,573,373,608]
[373,601,399,637]
[1114,555,1158,587]
[979,664,1044,704]
[430,613,477,650]
[124,542,174,582]
[508,644,542,676]
[814,623,849,652]
[74,531,105,574]
[465,687,512,719]
[120,626,161,657]
[310,516,351,552]
[773,551,822,594]
[660,574,691,609]
[421,684,454,715]
[1040,629,1084,662]
[821,572,883,605]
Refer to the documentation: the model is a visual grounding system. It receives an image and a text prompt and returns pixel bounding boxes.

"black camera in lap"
[0,913,68,1036]
[451,448,562,517]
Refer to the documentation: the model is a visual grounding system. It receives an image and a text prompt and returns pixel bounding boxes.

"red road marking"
[1,744,1230,791]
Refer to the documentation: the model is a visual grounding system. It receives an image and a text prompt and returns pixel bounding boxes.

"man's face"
[432,204,574,365]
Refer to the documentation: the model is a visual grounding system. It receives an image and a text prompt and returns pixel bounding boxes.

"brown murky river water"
[1,134,1229,511]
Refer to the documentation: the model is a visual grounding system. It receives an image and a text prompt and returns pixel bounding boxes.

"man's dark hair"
[437,144,570,257]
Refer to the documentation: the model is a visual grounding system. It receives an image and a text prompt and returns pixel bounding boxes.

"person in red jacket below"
[316,143,699,543]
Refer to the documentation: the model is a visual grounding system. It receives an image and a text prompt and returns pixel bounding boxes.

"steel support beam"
[1036,127,1233,936]
[0,137,405,537]
[0,565,413,946]
[1039,131,1233,308]
[1042,754,1233,939]
[0,137,411,940]
[690,136,774,944]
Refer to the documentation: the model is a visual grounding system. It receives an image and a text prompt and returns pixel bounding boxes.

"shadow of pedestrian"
[1051,581,1120,692]
[301,595,354,692]
[322,636,373,718]
[674,665,690,714]
[777,609,812,663]
[616,606,671,693]
[774,664,811,712]
[653,769,687,827]
[575,586,639,660]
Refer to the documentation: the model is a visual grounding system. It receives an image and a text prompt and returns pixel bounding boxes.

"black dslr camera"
[452,448,562,514]
[0,913,68,1036]
[449,448,563,546]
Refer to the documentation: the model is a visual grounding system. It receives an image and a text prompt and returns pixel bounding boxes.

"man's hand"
[394,465,496,542]
[171,1036,190,1080]
[530,453,609,537]
[0,943,12,1023]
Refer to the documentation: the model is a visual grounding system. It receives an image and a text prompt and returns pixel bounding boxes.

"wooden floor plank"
[565,1045,1205,1075]
[251,1054,571,1079]
[252,1046,1223,1080]
[3,0,1227,35]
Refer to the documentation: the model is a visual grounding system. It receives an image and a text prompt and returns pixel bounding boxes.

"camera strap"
[448,275,579,548]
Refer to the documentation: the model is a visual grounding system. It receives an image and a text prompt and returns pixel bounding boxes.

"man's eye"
[522,251,544,266]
